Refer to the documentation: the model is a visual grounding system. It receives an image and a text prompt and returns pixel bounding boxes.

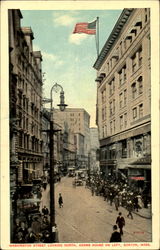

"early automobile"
[72,178,83,186]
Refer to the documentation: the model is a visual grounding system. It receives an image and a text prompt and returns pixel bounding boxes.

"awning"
[127,165,151,169]
[17,198,41,204]
[21,184,33,187]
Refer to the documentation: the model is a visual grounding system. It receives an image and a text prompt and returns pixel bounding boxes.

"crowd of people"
[87,173,151,218]
[13,205,53,243]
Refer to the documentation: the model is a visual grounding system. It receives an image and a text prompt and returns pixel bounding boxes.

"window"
[113,99,115,114]
[19,132,23,147]
[119,93,123,108]
[105,125,107,137]
[124,65,127,81]
[139,103,143,118]
[102,107,105,121]
[119,69,122,85]
[132,107,137,120]
[109,78,115,96]
[138,76,143,94]
[131,53,136,72]
[145,8,148,22]
[102,126,105,137]
[26,99,29,111]
[23,96,25,109]
[101,88,106,103]
[118,65,126,85]
[107,62,109,72]
[124,113,127,127]
[124,89,127,106]
[110,121,112,135]
[124,39,127,50]
[26,118,28,130]
[120,41,123,56]
[113,120,115,133]
[131,82,137,99]
[120,115,123,130]
[109,101,113,117]
[138,47,142,67]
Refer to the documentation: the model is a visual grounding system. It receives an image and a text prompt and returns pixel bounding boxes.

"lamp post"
[49,83,67,242]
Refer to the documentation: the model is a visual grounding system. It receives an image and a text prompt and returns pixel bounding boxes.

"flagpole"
[96,16,99,57]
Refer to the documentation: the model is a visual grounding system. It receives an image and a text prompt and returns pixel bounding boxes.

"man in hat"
[116,212,125,235]
[110,225,122,242]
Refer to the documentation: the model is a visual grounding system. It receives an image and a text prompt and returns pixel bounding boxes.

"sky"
[21,9,122,127]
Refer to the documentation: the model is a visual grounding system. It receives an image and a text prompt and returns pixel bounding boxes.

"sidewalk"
[132,207,152,219]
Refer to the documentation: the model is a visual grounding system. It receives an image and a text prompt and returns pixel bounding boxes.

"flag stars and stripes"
[73,20,96,35]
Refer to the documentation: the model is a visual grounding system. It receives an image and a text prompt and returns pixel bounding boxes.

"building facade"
[55,108,90,169]
[94,8,151,192]
[9,9,44,186]
[42,108,50,176]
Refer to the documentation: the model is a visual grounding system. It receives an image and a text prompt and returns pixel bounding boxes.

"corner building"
[94,8,151,192]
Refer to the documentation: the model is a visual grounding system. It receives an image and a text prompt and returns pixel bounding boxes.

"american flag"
[73,20,96,35]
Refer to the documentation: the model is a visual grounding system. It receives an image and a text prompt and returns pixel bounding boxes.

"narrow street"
[41,177,152,243]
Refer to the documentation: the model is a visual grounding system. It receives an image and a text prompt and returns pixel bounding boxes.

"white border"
[1,1,159,250]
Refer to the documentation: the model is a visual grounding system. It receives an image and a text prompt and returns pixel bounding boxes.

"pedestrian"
[31,217,41,236]
[114,195,119,211]
[127,200,133,219]
[42,205,49,216]
[25,228,36,243]
[52,223,59,242]
[116,212,125,235]
[91,186,95,196]
[133,196,139,212]
[58,193,63,208]
[110,225,122,242]
[109,191,113,206]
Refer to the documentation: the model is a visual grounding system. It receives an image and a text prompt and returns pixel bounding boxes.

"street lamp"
[49,83,67,242]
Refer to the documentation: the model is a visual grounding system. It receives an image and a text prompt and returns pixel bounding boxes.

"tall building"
[9,8,44,195]
[93,8,151,192]
[55,108,90,168]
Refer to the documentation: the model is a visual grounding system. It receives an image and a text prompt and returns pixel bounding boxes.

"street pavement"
[40,177,152,243]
